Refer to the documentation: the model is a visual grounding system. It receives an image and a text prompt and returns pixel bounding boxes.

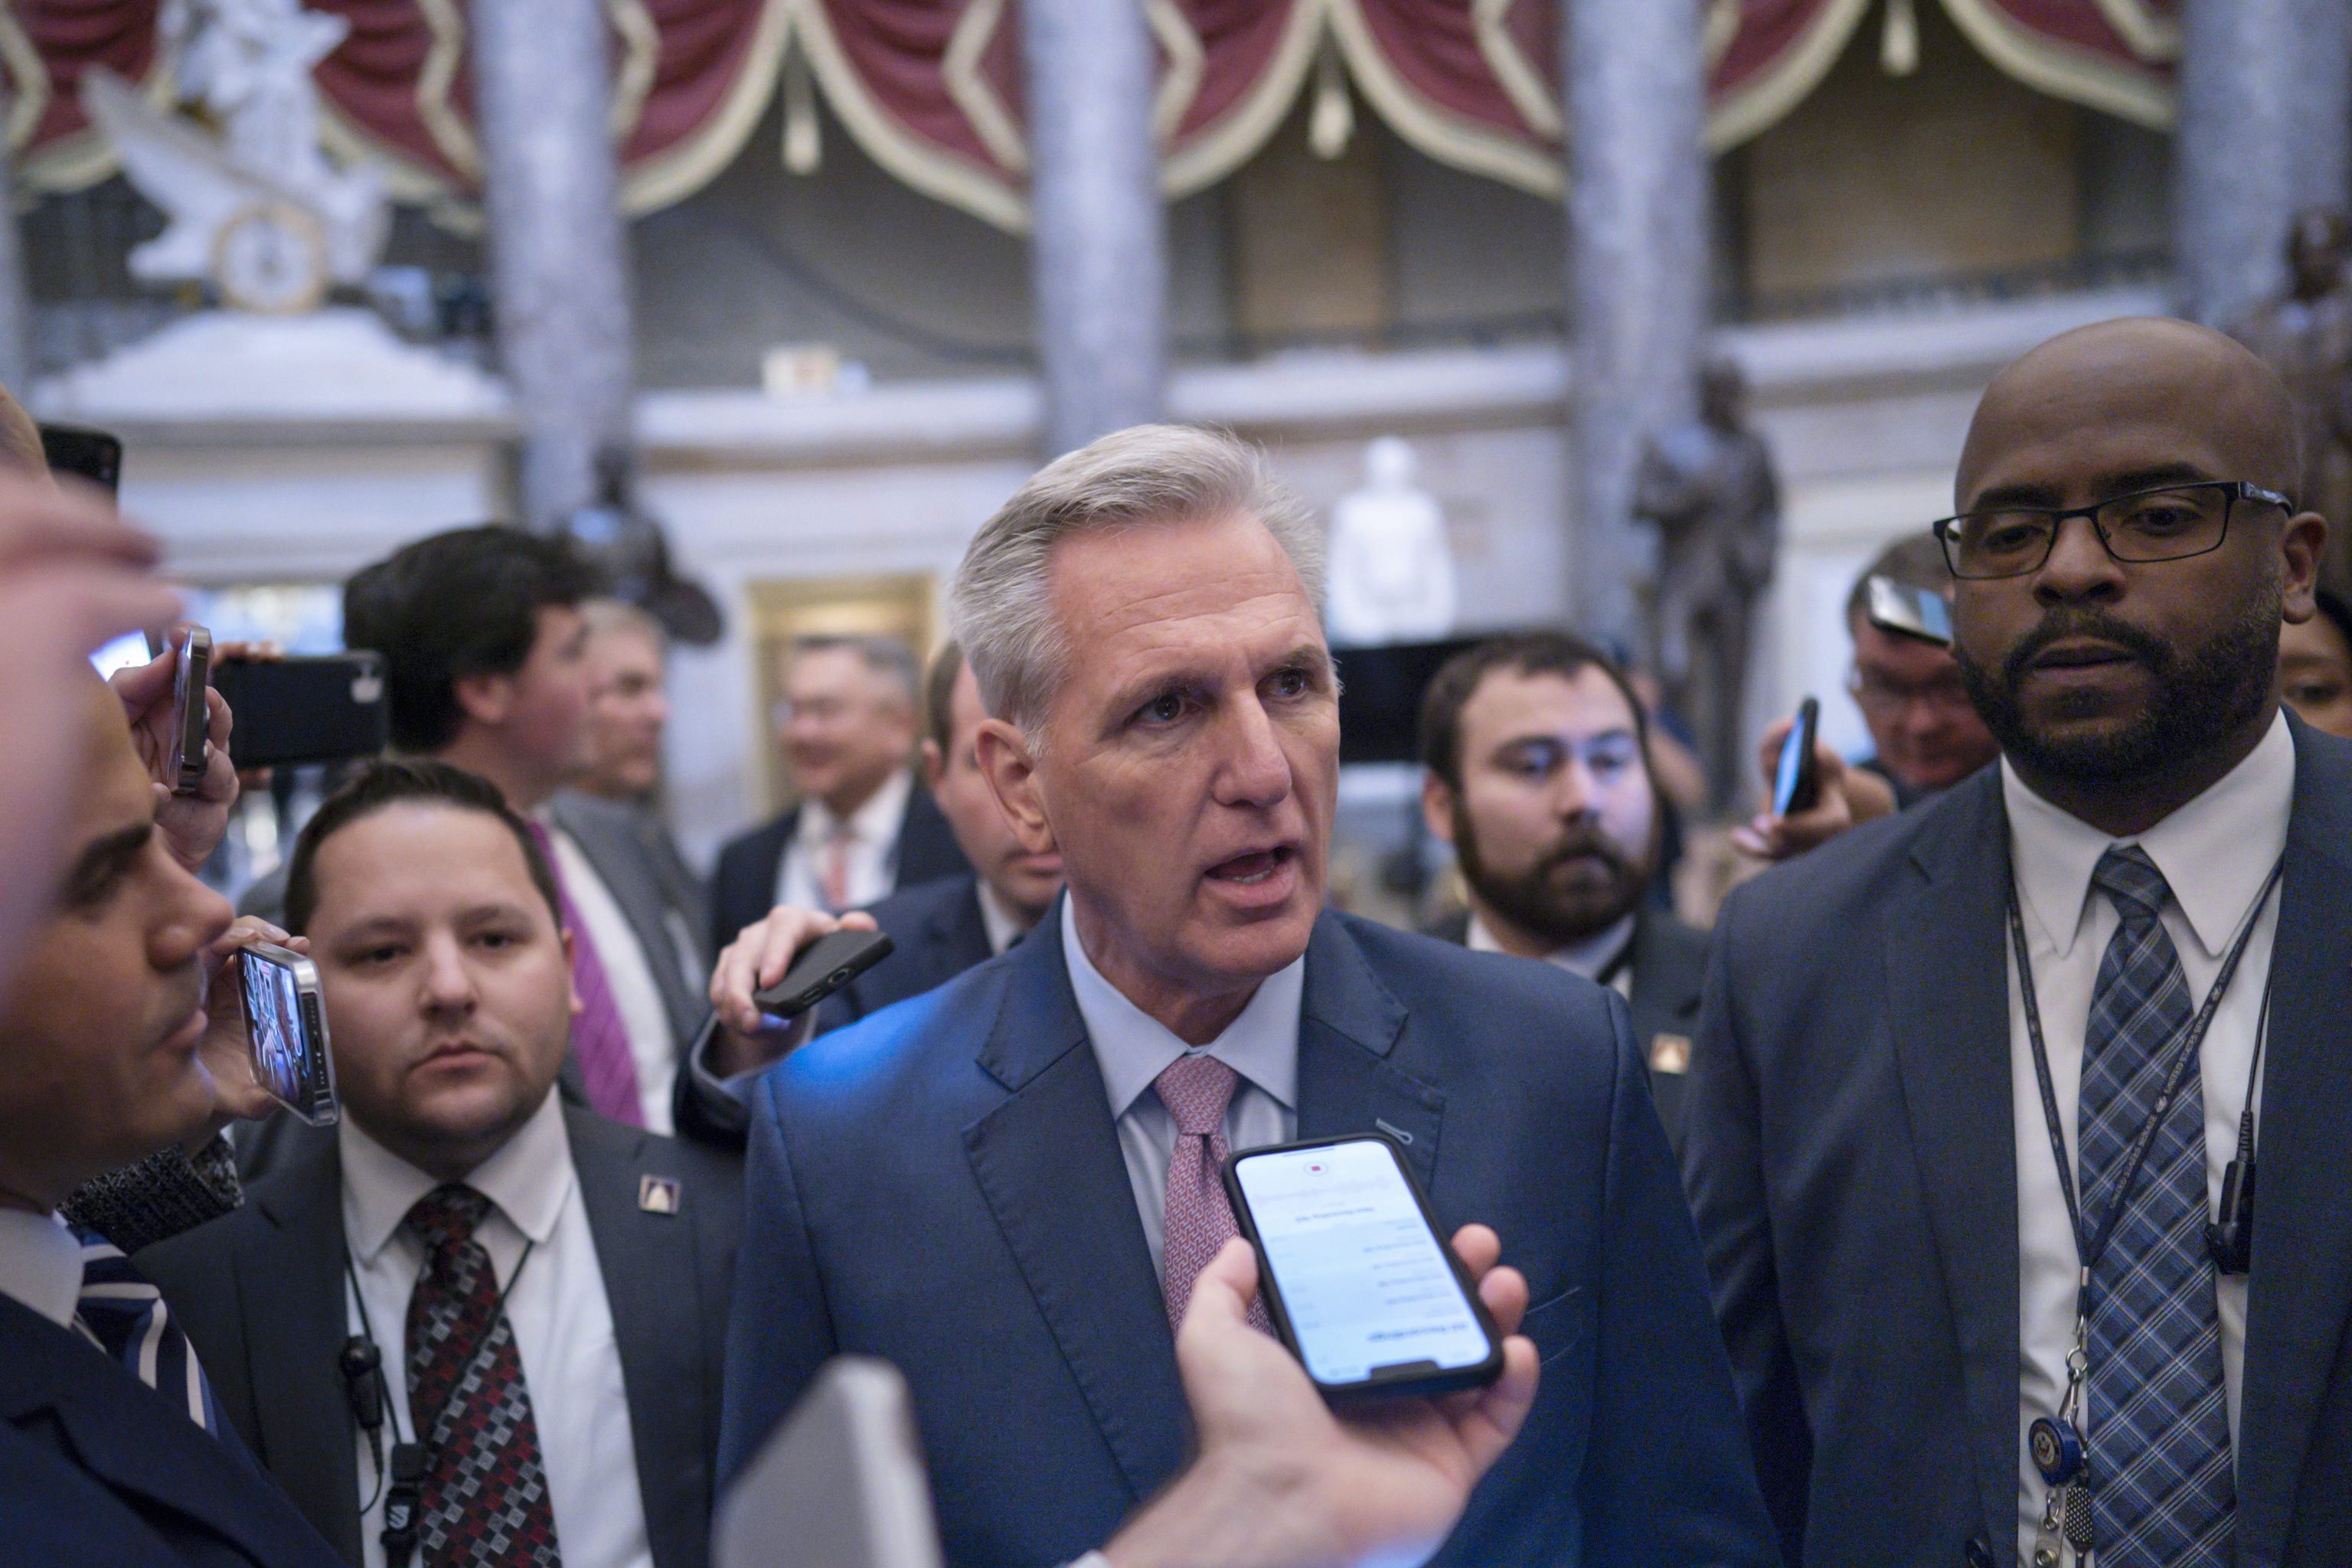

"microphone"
[339,1335,384,1432]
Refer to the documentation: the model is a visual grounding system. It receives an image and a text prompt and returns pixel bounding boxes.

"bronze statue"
[2229,207,2352,591]
[1633,357,1781,814]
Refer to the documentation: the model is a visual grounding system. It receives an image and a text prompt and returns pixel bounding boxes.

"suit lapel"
[0,1294,334,1563]
[243,1128,368,1564]
[1882,769,2020,1555]
[962,912,1188,1501]
[2236,721,2352,1557]
[567,1107,710,1568]
[1294,915,1442,1187]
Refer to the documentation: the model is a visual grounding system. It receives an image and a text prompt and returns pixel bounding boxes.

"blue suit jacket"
[721,904,1775,1567]
[1686,718,2352,1567]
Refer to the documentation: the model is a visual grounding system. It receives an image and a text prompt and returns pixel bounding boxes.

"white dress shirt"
[547,825,678,1133]
[775,767,913,913]
[975,879,1028,957]
[340,1096,652,1568]
[2005,710,2291,1566]
[0,1207,85,1329]
[1465,909,1635,998]
[1061,896,1300,1285]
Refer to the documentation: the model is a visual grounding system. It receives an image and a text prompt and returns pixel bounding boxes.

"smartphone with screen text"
[1223,1133,1504,1404]
[236,943,338,1125]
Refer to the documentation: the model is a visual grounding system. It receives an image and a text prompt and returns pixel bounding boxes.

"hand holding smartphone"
[168,625,213,796]
[1223,1134,1505,1403]
[1772,695,1821,817]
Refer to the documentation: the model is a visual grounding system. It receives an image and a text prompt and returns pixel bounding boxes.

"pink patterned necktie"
[1155,1054,1271,1335]
[525,818,645,1126]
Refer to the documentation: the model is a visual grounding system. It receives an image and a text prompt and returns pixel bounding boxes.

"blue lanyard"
[2006,854,2282,1316]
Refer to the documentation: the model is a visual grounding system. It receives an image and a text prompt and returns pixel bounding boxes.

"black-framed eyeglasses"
[1930,481,2292,580]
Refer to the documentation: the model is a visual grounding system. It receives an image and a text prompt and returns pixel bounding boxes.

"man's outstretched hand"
[1103,1226,1540,1568]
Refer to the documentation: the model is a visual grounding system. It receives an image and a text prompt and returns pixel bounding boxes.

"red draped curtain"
[0,0,2176,227]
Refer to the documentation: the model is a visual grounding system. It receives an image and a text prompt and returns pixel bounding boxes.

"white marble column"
[1018,0,1166,456]
[2294,0,2352,214]
[2175,0,2323,323]
[471,0,635,528]
[1561,0,1710,657]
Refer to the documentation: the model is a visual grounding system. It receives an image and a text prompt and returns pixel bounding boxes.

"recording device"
[169,626,214,795]
[38,424,122,493]
[714,1357,944,1568]
[1864,574,1953,648]
[209,652,390,768]
[1772,695,1822,817]
[1223,1133,1506,1404]
[753,928,896,1018]
[236,943,338,1125]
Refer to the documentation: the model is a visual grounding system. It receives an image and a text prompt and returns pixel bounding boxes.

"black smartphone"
[1223,1133,1505,1405]
[1864,575,1953,648]
[236,943,338,1125]
[1772,695,1821,817]
[170,626,214,795]
[38,424,122,493]
[753,928,896,1018]
[210,653,390,769]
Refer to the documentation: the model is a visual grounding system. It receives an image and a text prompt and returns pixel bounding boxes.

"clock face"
[214,202,329,314]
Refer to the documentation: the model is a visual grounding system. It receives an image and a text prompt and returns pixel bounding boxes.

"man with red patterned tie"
[714,425,1776,1567]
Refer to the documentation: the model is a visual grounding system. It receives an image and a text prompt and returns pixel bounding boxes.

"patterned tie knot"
[403,1184,493,1254]
[1155,1054,1239,1137]
[2092,843,2172,924]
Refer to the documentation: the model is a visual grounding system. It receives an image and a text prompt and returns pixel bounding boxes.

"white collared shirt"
[2006,710,2292,1566]
[546,824,678,1133]
[975,879,1029,958]
[775,767,914,913]
[1061,896,1300,1285]
[1465,910,1636,999]
[0,1207,86,1329]
[341,1095,652,1568]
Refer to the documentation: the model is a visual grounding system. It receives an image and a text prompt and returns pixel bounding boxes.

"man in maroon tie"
[714,424,1777,1567]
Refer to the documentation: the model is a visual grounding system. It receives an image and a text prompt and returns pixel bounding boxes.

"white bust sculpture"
[1325,436,1458,646]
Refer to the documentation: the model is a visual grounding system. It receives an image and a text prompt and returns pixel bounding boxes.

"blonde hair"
[947,423,1321,733]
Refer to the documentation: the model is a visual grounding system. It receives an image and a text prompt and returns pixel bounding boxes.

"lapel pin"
[1649,1034,1693,1076]
[638,1175,681,1215]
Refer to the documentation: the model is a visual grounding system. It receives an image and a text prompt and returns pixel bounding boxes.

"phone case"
[1221,1130,1506,1405]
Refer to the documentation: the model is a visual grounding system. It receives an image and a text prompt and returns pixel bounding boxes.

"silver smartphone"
[714,1357,942,1568]
[1864,575,1953,648]
[236,943,338,1126]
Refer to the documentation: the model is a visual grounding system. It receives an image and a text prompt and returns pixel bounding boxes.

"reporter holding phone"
[717,426,1776,1566]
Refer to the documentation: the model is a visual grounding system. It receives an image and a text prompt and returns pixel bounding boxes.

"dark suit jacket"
[1685,717,2352,1568]
[720,904,1776,1568]
[1425,905,1709,1155]
[815,873,998,1032]
[0,1294,343,1567]
[141,1104,742,1568]
[550,789,713,1054]
[708,778,970,953]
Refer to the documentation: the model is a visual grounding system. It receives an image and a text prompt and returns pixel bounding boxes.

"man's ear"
[975,717,1054,855]
[2282,509,2328,624]
[1420,771,1459,847]
[920,738,946,793]
[452,669,514,727]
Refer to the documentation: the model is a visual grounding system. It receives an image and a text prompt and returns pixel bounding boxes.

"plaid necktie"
[2079,845,2233,1565]
[70,1226,224,1434]
[1155,1055,1270,1335]
[403,1185,562,1568]
[526,818,645,1126]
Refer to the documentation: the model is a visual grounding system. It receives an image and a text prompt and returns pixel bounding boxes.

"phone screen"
[1230,1138,1494,1389]
[1772,697,1820,817]
[240,949,335,1122]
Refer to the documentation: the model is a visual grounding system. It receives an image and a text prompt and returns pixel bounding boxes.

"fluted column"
[472,0,635,528]
[2175,0,2318,323]
[1562,0,1710,657]
[1019,0,1166,456]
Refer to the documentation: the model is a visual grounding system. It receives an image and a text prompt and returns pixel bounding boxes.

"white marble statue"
[79,0,385,312]
[1325,436,1458,646]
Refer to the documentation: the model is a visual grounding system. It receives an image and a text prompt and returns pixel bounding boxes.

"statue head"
[2287,207,2350,301]
[1365,436,1416,490]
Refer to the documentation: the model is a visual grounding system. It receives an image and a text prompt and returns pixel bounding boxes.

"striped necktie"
[70,1226,224,1434]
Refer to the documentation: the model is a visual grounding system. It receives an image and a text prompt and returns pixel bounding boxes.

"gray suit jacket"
[549,789,712,1057]
[1685,716,2352,1567]
[141,1104,741,1568]
[1424,906,1709,1156]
